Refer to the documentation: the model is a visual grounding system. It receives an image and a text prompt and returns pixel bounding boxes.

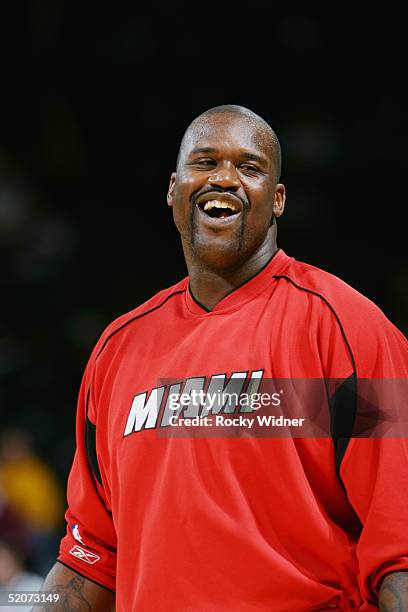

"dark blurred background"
[0,3,406,580]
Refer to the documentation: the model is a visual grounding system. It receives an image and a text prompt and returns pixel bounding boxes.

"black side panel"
[85,416,102,485]
[329,373,357,472]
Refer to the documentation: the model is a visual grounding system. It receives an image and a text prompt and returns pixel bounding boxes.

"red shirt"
[58,249,408,611]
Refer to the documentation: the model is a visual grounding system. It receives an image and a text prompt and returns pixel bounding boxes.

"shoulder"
[90,277,188,364]
[276,256,408,376]
[276,257,385,325]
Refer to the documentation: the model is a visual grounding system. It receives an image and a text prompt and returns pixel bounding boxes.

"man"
[34,106,408,611]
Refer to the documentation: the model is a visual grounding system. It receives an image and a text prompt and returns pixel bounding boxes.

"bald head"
[176,105,282,181]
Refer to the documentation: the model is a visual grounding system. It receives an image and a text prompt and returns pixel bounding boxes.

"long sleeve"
[339,311,408,604]
[57,353,117,591]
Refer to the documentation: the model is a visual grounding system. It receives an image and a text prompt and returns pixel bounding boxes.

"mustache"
[190,186,249,210]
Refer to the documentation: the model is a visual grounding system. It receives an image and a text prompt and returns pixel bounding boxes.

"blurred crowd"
[0,151,82,594]
[0,428,64,599]
[0,153,96,592]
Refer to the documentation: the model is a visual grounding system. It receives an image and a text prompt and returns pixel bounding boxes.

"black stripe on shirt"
[96,289,186,359]
[86,289,185,491]
[85,413,102,486]
[272,274,358,474]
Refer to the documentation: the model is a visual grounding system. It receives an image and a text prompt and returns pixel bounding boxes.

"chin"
[192,240,249,273]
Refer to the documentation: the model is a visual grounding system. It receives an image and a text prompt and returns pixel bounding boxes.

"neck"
[187,230,278,311]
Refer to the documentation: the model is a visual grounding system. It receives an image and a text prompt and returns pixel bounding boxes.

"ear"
[273,183,286,218]
[167,172,177,208]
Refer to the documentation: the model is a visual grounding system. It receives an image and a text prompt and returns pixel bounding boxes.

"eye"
[192,158,217,168]
[239,163,260,174]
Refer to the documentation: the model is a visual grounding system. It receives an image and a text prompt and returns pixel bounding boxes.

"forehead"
[183,114,273,161]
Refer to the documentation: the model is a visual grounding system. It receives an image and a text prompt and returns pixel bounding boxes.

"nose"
[207,161,240,190]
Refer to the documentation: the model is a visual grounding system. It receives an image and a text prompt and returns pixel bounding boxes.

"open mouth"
[197,199,240,219]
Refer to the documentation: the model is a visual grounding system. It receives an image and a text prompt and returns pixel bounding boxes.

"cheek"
[171,185,194,233]
[246,191,275,226]
[172,203,188,232]
[176,172,201,194]
[173,177,196,208]
[173,176,203,216]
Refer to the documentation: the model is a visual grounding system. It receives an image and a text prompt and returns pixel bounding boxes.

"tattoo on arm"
[379,571,408,612]
[37,575,91,611]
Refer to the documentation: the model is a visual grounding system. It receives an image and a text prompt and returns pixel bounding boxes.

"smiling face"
[167,110,286,273]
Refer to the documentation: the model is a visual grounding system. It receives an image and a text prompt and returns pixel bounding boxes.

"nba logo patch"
[71,523,85,544]
[69,545,100,564]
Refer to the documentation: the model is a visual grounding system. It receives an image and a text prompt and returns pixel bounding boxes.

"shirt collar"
[184,248,292,316]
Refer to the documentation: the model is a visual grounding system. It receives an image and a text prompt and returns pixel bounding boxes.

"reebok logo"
[69,545,100,564]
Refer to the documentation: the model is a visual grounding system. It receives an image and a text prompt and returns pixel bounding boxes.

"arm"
[379,571,408,611]
[56,348,117,593]
[32,562,115,611]
[334,308,408,604]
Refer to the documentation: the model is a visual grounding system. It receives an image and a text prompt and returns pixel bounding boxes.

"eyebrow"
[189,147,217,155]
[241,152,268,165]
[189,147,269,166]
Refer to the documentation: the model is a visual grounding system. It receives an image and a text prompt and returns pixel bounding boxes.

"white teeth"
[203,199,238,212]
